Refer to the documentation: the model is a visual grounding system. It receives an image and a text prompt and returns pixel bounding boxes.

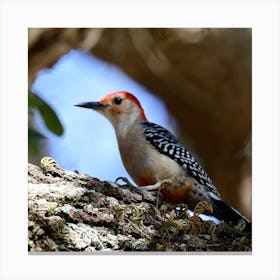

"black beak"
[75,102,109,110]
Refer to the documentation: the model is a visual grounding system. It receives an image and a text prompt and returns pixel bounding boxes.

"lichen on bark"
[28,163,251,252]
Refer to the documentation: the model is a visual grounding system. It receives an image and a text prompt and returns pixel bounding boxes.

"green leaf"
[28,128,46,154]
[28,128,46,140]
[28,92,64,136]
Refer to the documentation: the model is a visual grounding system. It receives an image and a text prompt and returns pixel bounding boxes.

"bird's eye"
[113,96,122,105]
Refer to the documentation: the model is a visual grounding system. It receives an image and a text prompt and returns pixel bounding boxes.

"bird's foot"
[140,178,173,191]
[115,177,136,188]
[139,179,173,208]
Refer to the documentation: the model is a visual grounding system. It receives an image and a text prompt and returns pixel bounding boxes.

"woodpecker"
[75,91,250,227]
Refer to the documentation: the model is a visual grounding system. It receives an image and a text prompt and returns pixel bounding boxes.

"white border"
[1,1,279,279]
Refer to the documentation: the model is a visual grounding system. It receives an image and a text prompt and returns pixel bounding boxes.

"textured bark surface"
[28,28,251,218]
[28,162,251,252]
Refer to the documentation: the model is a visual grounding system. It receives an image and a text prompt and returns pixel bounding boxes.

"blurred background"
[28,28,251,219]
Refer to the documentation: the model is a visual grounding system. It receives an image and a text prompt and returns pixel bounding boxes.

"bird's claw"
[115,177,136,188]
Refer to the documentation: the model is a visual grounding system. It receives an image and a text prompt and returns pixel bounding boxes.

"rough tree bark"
[28,161,251,252]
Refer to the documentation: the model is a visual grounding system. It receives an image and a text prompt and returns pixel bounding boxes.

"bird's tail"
[209,192,251,231]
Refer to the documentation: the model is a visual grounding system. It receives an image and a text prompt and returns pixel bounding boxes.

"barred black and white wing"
[140,122,219,196]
